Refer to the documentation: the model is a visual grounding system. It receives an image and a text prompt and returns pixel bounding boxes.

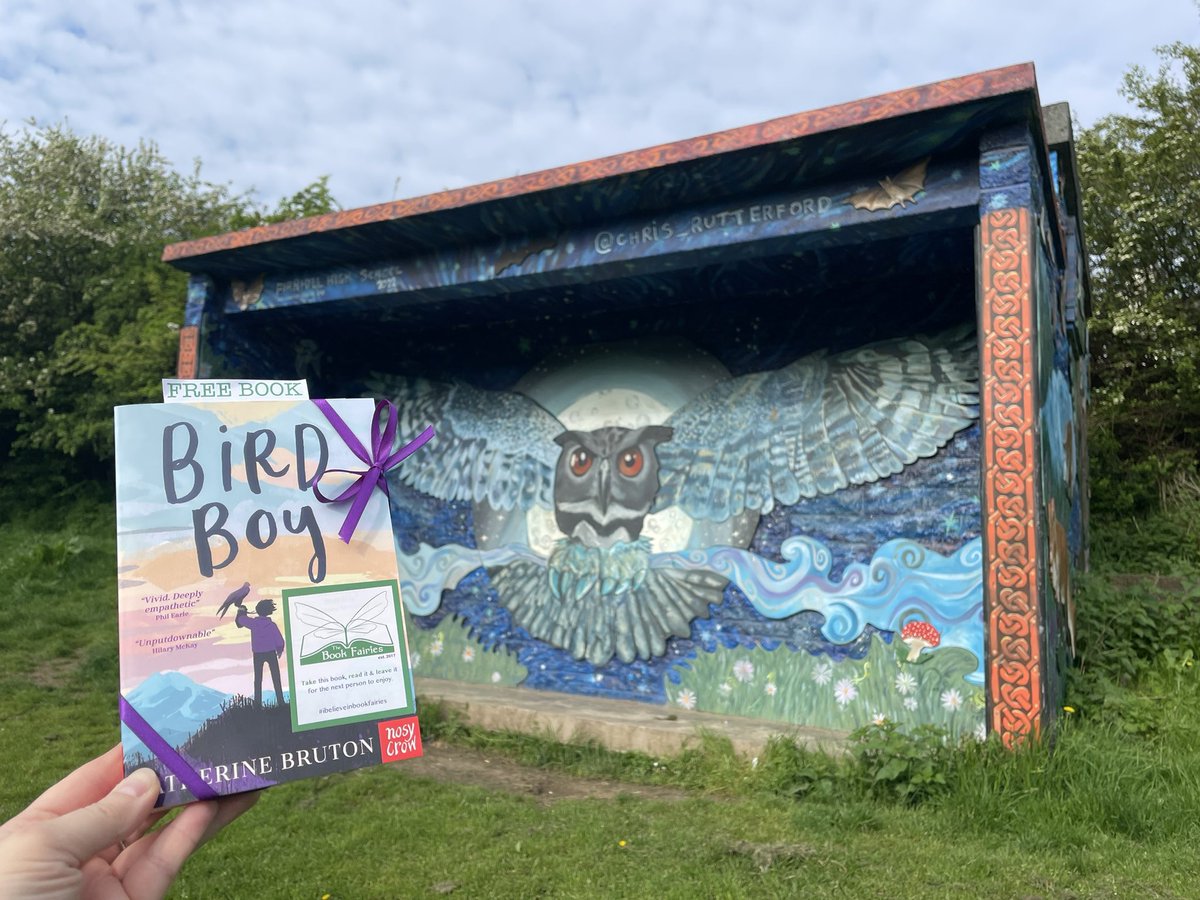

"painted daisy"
[462,646,476,663]
[718,681,733,697]
[941,688,963,711]
[733,659,755,683]
[904,696,918,711]
[872,712,888,726]
[834,678,858,706]
[676,688,697,710]
[765,682,778,697]
[812,662,833,686]
[429,636,444,657]
[491,671,502,683]
[894,671,918,695]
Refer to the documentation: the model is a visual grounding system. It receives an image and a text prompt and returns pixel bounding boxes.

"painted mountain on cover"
[114,395,424,807]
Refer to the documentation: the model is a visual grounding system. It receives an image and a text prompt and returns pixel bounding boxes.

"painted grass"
[667,636,986,739]
[6,494,1200,897]
[406,612,528,686]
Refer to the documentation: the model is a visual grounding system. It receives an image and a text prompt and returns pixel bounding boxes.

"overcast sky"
[3,1,1198,211]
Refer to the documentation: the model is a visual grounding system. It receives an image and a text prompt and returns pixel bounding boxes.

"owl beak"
[597,460,610,515]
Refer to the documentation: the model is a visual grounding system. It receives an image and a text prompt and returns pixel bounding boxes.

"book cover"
[114,393,429,807]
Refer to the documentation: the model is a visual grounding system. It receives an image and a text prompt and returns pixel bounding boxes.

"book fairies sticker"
[295,591,395,663]
[281,579,415,732]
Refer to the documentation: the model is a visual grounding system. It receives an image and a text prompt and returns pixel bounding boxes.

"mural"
[167,69,1092,748]
[371,327,987,737]
[1036,203,1086,704]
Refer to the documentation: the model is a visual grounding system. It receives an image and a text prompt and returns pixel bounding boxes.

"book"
[114,388,428,807]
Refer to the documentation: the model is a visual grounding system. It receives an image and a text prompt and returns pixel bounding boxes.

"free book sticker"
[281,579,415,732]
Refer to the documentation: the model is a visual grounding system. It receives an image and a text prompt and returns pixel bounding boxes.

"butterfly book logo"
[295,591,395,665]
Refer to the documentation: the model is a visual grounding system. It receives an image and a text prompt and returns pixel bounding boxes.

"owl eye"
[569,448,593,477]
[617,448,644,477]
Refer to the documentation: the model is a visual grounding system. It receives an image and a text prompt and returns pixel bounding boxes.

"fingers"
[131,801,219,897]
[114,791,258,895]
[20,745,126,821]
[39,768,161,863]
[97,808,170,864]
[197,791,259,848]
[113,801,215,898]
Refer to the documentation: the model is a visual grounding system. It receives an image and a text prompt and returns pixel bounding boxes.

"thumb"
[41,768,162,862]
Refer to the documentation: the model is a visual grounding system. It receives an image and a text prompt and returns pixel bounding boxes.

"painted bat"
[231,273,265,310]
[847,158,930,212]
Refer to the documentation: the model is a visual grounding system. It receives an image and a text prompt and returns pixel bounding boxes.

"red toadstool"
[900,620,941,662]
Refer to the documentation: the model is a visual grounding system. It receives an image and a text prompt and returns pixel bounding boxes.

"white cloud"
[2,0,1197,210]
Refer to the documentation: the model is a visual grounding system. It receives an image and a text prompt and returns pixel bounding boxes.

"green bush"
[753,735,842,799]
[848,722,956,805]
[1067,569,1200,733]
[1090,507,1200,574]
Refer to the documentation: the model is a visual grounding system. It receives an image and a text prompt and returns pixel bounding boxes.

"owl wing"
[364,375,562,510]
[654,326,978,521]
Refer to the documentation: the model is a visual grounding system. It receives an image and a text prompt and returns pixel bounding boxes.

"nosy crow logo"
[379,717,422,762]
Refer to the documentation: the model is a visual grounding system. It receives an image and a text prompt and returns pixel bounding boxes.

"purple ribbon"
[119,695,218,801]
[312,399,435,544]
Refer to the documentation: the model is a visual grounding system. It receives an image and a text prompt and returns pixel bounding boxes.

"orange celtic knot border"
[980,207,1041,746]
[163,65,1035,264]
[176,326,200,379]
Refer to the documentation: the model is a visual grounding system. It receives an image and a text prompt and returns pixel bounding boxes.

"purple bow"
[312,399,435,544]
[120,695,217,802]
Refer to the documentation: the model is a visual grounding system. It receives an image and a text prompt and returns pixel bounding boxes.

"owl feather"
[493,554,725,666]
[363,375,561,510]
[653,326,978,521]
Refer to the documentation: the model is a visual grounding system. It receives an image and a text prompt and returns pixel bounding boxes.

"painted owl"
[369,327,979,666]
[551,425,673,546]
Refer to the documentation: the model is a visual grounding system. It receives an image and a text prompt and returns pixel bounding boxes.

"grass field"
[4,490,1200,898]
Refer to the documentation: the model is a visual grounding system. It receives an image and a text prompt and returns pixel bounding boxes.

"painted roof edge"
[163,62,1036,265]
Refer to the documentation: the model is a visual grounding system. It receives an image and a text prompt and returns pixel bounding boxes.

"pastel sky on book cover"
[115,399,407,696]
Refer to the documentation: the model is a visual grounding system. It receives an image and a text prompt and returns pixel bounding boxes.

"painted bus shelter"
[164,64,1089,748]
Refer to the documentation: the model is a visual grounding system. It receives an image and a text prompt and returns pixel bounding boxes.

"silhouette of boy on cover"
[218,582,285,708]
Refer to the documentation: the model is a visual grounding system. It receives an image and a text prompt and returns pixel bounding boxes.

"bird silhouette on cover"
[369,327,978,666]
[217,582,252,618]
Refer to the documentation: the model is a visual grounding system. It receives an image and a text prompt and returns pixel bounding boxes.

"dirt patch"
[396,741,690,804]
[726,840,817,873]
[28,649,86,688]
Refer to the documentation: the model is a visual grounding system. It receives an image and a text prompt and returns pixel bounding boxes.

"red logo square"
[378,717,423,762]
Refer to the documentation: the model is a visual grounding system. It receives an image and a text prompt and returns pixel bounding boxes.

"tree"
[234,175,340,229]
[1078,41,1200,516]
[0,123,337,465]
